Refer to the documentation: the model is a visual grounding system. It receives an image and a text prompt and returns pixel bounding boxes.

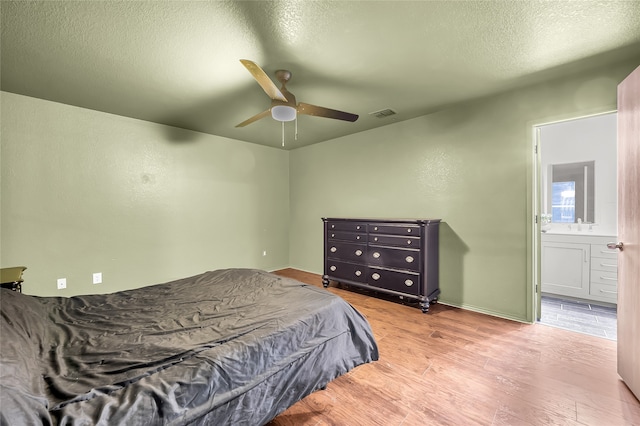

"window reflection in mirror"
[548,161,595,223]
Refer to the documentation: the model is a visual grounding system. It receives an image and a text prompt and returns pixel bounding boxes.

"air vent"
[369,108,397,118]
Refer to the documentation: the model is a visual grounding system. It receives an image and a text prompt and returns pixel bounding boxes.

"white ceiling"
[2,1,639,149]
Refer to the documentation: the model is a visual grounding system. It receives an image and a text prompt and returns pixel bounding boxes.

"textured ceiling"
[2,1,640,149]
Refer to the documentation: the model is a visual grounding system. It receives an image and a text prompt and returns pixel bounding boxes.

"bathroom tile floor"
[538,295,617,340]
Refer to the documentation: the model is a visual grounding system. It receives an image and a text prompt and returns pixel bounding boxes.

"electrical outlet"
[93,272,102,284]
[57,278,66,290]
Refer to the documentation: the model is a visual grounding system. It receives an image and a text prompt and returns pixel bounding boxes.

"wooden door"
[616,65,640,401]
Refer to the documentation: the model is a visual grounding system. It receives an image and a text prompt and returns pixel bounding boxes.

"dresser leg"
[420,301,430,313]
[322,278,330,288]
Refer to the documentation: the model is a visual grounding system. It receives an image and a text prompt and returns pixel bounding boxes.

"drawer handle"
[373,237,378,242]
[373,252,381,259]
[355,249,363,256]
[330,265,337,272]
[600,276,617,281]
[331,224,335,229]
[600,250,617,254]
[405,256,414,263]
[374,226,378,231]
[407,240,412,245]
[356,235,361,240]
[331,233,335,237]
[372,273,380,280]
[356,225,361,230]
[407,228,412,233]
[600,289,617,294]
[355,270,362,277]
[600,263,616,268]
[330,247,337,253]
[404,279,414,287]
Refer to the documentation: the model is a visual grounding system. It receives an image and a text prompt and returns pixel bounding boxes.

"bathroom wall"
[539,112,617,236]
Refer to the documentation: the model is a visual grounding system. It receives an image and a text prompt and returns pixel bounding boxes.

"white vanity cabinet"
[589,241,618,303]
[541,241,590,299]
[541,234,618,304]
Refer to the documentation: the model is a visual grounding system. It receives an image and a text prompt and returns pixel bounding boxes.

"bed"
[0,268,378,425]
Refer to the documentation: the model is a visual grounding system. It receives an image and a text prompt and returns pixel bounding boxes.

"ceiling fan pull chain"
[282,121,285,147]
[295,116,298,140]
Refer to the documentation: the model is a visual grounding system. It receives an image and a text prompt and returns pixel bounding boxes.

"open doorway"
[534,112,618,340]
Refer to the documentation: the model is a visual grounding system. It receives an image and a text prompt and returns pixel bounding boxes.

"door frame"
[531,110,617,321]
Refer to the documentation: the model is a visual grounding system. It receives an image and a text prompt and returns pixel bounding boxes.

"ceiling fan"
[235,60,358,144]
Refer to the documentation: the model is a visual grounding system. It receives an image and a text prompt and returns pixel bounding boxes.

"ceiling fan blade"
[235,109,271,128]
[298,102,359,122]
[240,59,288,102]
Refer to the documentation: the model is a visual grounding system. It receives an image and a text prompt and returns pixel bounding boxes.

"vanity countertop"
[542,230,616,237]
[541,232,616,244]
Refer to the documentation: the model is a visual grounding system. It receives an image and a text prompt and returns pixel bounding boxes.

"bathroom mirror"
[547,161,595,223]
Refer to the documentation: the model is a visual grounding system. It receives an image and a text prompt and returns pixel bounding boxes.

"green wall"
[2,58,638,321]
[289,58,639,322]
[1,93,290,296]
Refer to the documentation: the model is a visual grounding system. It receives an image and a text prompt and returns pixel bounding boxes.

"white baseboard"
[436,300,530,324]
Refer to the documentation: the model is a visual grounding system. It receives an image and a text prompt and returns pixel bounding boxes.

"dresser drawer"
[326,221,367,232]
[328,230,366,243]
[367,246,420,272]
[369,223,421,236]
[326,261,367,284]
[369,234,421,248]
[368,267,420,295]
[326,241,367,263]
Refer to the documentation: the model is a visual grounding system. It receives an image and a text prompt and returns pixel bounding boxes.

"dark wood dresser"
[322,218,441,313]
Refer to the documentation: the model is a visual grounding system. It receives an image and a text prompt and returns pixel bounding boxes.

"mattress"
[0,268,378,425]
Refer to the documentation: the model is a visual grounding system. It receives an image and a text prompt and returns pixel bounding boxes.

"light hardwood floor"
[268,269,640,426]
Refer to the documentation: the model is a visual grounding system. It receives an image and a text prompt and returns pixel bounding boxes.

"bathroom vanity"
[538,113,618,305]
[541,232,618,304]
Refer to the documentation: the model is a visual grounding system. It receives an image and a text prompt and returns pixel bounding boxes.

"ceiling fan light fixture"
[271,105,297,122]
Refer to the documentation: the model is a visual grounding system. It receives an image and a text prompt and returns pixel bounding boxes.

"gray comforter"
[0,269,378,425]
